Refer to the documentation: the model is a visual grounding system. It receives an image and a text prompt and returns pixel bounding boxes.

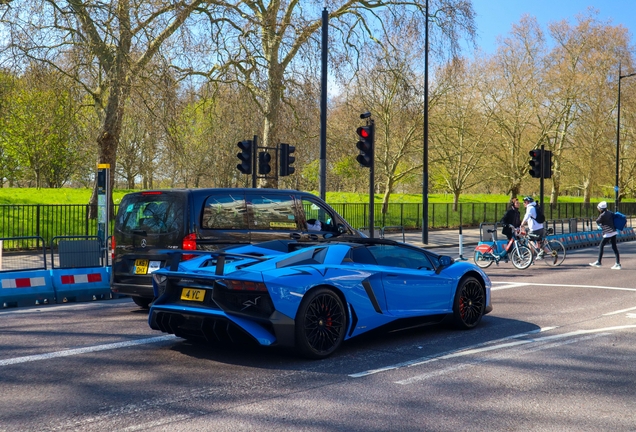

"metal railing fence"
[2,202,635,246]
[331,201,636,231]
[0,204,117,250]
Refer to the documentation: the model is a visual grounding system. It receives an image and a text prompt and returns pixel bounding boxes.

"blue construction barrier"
[1,269,55,308]
[1,267,113,308]
[49,267,112,303]
[1,235,114,309]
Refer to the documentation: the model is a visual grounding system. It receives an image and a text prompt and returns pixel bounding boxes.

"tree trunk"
[381,176,399,227]
[88,77,127,218]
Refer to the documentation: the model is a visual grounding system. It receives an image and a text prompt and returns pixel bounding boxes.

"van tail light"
[182,233,197,261]
[111,235,116,261]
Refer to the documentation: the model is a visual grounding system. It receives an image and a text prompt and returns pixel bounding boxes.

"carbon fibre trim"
[361,279,382,314]
[348,304,358,337]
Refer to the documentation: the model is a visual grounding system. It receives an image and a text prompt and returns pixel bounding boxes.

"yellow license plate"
[134,259,149,274]
[180,288,206,302]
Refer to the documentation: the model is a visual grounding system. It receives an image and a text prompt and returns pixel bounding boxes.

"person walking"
[520,196,545,258]
[500,197,521,241]
[589,201,621,269]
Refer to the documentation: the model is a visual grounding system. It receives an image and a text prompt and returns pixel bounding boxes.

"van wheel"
[132,296,152,309]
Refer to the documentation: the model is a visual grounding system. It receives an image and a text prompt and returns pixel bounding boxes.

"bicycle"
[518,227,566,266]
[473,225,533,270]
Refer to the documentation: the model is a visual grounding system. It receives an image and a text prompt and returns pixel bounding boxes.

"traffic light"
[237,140,253,175]
[356,124,374,168]
[543,150,553,179]
[279,143,295,176]
[258,151,271,175]
[529,149,543,178]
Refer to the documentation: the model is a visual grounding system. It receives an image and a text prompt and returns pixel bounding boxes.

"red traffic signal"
[528,149,543,178]
[357,127,371,139]
[356,125,374,168]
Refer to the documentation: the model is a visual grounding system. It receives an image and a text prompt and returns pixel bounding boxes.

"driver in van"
[307,219,323,231]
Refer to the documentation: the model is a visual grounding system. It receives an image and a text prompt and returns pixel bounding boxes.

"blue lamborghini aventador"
[148,238,492,359]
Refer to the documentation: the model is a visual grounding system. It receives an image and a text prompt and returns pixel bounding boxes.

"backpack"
[613,211,627,231]
[533,205,546,223]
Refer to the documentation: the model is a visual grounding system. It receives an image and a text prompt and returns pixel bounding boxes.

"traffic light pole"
[539,144,544,208]
[356,116,375,238]
[251,135,257,188]
[368,120,375,239]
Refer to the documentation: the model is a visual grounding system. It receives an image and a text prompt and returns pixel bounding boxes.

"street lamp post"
[422,0,429,244]
[615,62,636,211]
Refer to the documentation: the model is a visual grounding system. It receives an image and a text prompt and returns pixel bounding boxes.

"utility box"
[58,239,101,268]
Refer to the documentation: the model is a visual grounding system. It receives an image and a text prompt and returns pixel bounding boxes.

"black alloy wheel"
[295,288,346,359]
[452,277,485,329]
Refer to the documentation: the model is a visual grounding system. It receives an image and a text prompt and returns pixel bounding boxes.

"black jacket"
[596,209,616,235]
[501,206,521,237]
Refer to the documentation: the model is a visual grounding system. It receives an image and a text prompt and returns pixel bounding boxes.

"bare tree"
[1,0,208,209]
[476,16,546,198]
[194,0,475,187]
[564,18,630,202]
[430,58,491,209]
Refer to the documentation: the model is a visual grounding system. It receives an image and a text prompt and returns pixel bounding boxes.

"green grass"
[306,192,519,203]
[0,188,132,205]
[0,188,618,205]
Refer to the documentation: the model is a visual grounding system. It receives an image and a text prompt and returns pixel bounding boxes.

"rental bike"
[518,228,566,266]
[473,225,533,270]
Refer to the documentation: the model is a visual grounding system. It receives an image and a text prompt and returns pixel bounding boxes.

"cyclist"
[521,196,545,258]
[500,197,521,241]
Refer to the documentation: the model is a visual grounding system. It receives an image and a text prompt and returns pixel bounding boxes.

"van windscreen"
[116,193,185,235]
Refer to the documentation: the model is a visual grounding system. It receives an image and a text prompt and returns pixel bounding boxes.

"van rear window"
[116,194,185,235]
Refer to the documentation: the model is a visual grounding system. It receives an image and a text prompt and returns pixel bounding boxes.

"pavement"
[370,227,483,249]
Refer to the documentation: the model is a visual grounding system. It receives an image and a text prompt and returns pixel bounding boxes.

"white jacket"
[522,202,544,231]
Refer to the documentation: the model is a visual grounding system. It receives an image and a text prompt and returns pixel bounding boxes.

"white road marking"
[603,305,636,316]
[491,281,636,292]
[491,282,529,291]
[350,325,636,379]
[349,327,555,378]
[0,335,177,367]
[395,333,609,385]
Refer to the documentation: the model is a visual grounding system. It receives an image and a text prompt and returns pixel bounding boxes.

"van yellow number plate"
[181,288,205,302]
[134,259,149,274]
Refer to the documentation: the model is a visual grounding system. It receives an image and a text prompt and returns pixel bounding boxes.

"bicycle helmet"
[523,196,534,203]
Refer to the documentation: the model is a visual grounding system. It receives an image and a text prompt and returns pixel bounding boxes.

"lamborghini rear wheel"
[452,277,485,330]
[295,288,346,359]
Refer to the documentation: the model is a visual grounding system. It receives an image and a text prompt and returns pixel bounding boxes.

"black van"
[112,188,362,308]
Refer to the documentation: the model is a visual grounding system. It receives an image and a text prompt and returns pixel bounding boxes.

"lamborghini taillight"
[222,279,268,292]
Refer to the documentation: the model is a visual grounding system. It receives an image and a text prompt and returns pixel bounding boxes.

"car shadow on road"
[165,314,542,375]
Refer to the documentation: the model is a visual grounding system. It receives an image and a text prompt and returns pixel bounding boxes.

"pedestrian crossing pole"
[97,164,110,266]
[457,204,467,260]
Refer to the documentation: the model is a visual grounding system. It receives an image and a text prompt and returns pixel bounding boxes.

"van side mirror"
[336,223,346,234]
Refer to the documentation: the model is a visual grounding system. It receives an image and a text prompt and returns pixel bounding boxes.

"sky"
[471,0,636,54]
